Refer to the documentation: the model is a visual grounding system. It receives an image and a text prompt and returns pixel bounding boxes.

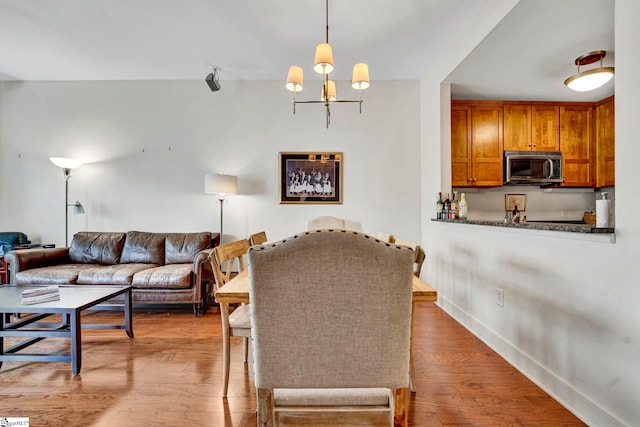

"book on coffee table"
[21,285,61,305]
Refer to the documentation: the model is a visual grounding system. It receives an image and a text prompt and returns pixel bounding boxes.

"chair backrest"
[210,238,250,290]
[249,231,267,246]
[393,237,426,277]
[248,229,414,390]
[305,216,346,230]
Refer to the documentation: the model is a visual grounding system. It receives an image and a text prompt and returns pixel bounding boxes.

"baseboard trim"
[436,297,625,427]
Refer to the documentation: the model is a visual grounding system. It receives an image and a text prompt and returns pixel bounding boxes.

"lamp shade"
[204,173,237,196]
[321,80,337,102]
[50,157,83,169]
[351,63,370,90]
[564,67,614,92]
[314,43,334,74]
[286,66,304,92]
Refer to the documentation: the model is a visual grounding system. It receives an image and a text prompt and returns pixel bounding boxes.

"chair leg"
[243,337,249,363]
[392,388,408,427]
[221,303,231,398]
[257,388,274,427]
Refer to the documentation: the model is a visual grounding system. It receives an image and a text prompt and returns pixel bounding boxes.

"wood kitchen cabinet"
[560,105,593,187]
[504,104,559,151]
[451,104,503,187]
[503,105,531,151]
[596,96,615,187]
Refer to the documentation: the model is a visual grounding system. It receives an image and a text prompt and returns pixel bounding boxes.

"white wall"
[421,1,640,426]
[0,80,421,246]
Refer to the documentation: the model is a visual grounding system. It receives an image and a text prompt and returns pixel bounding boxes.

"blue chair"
[0,232,30,284]
[0,232,30,257]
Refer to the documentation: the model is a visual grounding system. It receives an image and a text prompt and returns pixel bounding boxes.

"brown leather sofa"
[5,231,219,316]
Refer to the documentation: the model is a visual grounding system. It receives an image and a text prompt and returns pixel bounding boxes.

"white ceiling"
[0,0,614,101]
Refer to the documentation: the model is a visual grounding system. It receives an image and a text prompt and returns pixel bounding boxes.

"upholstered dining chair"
[393,237,426,278]
[249,231,268,246]
[248,230,415,426]
[210,238,251,398]
[305,215,346,230]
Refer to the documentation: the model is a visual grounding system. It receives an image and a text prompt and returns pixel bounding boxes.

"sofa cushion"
[131,264,193,289]
[77,263,159,285]
[69,232,126,265]
[15,264,102,285]
[120,231,165,265]
[165,232,211,264]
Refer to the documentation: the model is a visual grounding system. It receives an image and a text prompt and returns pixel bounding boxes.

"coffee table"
[0,284,133,375]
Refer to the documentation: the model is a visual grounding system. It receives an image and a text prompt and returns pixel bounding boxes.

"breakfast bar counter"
[431,218,615,234]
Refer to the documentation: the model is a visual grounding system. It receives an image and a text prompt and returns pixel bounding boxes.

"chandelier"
[564,50,614,92]
[285,0,370,128]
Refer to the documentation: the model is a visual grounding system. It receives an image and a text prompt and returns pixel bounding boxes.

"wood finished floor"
[0,304,586,426]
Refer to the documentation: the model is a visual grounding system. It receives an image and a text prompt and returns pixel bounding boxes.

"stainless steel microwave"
[504,151,563,184]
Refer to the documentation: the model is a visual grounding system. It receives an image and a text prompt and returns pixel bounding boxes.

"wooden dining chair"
[210,238,252,398]
[393,237,426,278]
[305,215,345,230]
[376,231,395,243]
[249,231,268,246]
[248,230,414,426]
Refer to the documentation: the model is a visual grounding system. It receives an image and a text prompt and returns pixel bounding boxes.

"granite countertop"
[431,218,614,234]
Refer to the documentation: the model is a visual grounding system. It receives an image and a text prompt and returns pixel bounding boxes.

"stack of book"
[21,285,61,305]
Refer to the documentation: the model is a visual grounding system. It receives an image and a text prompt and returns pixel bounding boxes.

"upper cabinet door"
[470,105,503,187]
[451,105,472,187]
[560,105,593,187]
[596,96,615,188]
[532,106,560,151]
[503,105,532,151]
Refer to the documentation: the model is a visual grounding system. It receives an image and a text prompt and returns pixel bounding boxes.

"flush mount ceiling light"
[285,0,370,128]
[564,50,614,92]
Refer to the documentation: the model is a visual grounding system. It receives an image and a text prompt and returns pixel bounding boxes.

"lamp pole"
[219,197,225,244]
[64,168,71,247]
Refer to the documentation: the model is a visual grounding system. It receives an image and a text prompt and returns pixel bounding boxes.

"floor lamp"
[50,157,84,247]
[204,173,237,244]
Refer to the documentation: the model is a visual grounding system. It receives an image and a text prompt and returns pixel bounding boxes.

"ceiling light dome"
[564,50,614,92]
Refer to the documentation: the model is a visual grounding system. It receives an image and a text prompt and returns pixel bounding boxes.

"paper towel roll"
[596,199,610,227]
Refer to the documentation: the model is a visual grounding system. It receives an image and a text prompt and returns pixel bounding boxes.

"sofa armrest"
[4,248,70,283]
[194,248,215,284]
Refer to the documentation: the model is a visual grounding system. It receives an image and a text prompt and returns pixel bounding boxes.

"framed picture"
[505,194,526,211]
[279,152,342,204]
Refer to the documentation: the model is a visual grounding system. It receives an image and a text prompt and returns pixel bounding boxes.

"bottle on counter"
[444,193,451,219]
[436,192,443,219]
[458,193,468,219]
[451,191,459,219]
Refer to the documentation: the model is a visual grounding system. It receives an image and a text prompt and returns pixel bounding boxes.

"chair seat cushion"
[77,263,158,285]
[229,303,251,329]
[16,264,102,284]
[131,264,193,289]
[273,388,390,406]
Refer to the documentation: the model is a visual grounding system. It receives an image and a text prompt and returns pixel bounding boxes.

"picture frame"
[505,194,526,211]
[279,152,342,204]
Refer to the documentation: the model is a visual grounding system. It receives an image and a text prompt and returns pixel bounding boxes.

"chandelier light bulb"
[314,43,334,74]
[352,63,370,90]
[286,66,304,92]
[321,80,337,102]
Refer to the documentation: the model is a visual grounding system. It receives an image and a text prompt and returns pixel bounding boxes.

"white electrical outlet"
[496,288,505,307]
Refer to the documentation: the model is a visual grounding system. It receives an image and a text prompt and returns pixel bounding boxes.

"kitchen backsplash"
[454,186,615,225]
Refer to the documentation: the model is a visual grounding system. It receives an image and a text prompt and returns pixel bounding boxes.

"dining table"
[214,269,438,392]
